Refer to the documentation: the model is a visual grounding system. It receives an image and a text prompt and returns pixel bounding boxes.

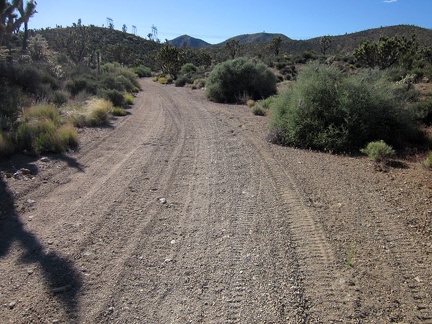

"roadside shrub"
[55,123,78,150]
[84,99,111,126]
[270,63,418,152]
[21,104,62,125]
[259,95,277,109]
[158,77,169,85]
[252,106,266,116]
[192,78,206,89]
[206,58,277,103]
[124,93,134,105]
[414,99,432,125]
[51,90,69,107]
[175,75,189,87]
[0,83,22,130]
[423,151,432,169]
[99,89,125,107]
[360,140,395,166]
[13,64,59,99]
[13,104,78,154]
[180,63,198,75]
[134,65,152,77]
[111,107,127,116]
[247,99,256,108]
[66,77,98,96]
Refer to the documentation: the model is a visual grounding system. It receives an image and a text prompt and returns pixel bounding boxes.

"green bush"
[270,63,418,152]
[99,89,125,107]
[111,107,127,116]
[13,104,77,154]
[66,77,98,96]
[13,64,59,98]
[51,90,69,107]
[206,58,277,103]
[158,77,169,85]
[124,93,134,105]
[424,151,432,169]
[180,63,198,75]
[252,106,266,116]
[414,99,432,125]
[193,78,206,89]
[175,75,189,87]
[0,82,22,131]
[360,140,395,164]
[134,65,152,77]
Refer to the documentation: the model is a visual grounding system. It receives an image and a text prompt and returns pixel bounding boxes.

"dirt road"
[1,78,431,323]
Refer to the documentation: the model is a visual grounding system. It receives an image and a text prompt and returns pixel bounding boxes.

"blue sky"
[30,0,431,44]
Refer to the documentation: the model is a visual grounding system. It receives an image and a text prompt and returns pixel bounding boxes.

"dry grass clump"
[67,98,112,127]
[14,104,78,154]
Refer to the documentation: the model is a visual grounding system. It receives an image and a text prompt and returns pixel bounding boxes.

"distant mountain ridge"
[169,25,432,54]
[223,33,291,44]
[169,35,210,48]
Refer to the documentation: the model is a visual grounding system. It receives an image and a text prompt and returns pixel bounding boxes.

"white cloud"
[383,0,397,3]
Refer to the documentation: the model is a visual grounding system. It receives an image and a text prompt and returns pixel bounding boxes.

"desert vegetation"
[2,0,432,167]
[0,2,147,157]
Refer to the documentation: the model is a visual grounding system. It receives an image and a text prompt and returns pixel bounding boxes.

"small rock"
[27,269,34,275]
[170,240,176,245]
[40,157,49,162]
[20,168,31,175]
[8,301,16,309]
[158,198,167,204]
[47,240,54,245]
[27,199,36,205]
[13,171,23,179]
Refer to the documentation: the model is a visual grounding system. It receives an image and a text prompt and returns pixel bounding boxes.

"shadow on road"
[0,156,83,319]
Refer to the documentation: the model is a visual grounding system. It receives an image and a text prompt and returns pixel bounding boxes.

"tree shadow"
[0,157,83,319]
[50,154,84,172]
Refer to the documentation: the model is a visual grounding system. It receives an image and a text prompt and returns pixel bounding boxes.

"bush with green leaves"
[51,90,69,107]
[124,93,135,105]
[270,63,419,152]
[174,75,190,87]
[360,140,395,164]
[134,65,152,77]
[206,58,277,103]
[14,104,77,154]
[99,89,125,107]
[180,63,198,75]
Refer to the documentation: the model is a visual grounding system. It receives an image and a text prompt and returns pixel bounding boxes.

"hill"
[209,25,432,57]
[35,25,163,69]
[169,35,210,48]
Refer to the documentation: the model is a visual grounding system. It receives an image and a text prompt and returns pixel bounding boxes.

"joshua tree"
[225,39,240,59]
[270,36,283,56]
[319,35,332,56]
[17,0,37,50]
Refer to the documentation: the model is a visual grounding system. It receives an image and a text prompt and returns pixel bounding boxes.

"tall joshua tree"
[0,0,21,51]
[17,0,37,50]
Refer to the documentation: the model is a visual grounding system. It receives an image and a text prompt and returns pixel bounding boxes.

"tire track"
[357,190,432,322]
[221,121,358,322]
